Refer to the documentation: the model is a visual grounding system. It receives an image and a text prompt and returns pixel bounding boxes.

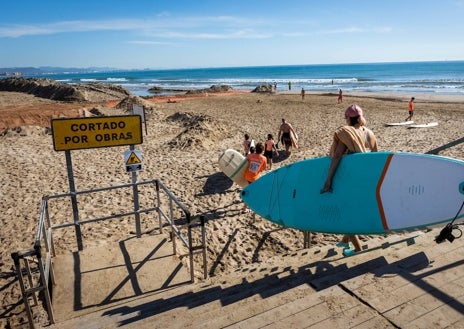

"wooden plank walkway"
[48,227,464,329]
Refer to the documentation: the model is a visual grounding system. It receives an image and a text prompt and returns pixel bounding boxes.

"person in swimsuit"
[264,134,279,170]
[277,118,297,154]
[321,104,378,256]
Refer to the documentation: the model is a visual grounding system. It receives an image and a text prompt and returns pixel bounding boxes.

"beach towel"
[329,126,367,157]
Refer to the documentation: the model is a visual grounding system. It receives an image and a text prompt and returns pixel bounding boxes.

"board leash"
[435,200,464,243]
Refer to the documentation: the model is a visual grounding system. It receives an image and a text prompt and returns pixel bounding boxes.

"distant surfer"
[321,104,378,256]
[277,118,297,154]
[405,97,415,121]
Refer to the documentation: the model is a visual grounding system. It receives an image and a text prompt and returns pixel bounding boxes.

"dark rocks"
[251,84,274,93]
[0,77,131,102]
[186,85,233,94]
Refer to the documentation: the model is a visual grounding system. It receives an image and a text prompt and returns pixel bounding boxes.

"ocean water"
[34,61,464,97]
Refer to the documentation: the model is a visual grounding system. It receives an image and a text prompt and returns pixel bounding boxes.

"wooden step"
[48,227,464,329]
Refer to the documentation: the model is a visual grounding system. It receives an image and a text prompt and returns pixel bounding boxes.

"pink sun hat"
[345,104,366,125]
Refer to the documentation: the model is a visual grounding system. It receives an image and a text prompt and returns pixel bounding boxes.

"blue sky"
[2,0,464,69]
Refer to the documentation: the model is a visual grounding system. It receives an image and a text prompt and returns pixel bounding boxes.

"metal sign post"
[65,150,83,251]
[129,144,142,238]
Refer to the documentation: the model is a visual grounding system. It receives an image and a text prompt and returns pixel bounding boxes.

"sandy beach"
[1,89,463,327]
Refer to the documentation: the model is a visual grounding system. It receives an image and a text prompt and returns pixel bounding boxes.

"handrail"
[426,136,464,155]
[11,178,206,328]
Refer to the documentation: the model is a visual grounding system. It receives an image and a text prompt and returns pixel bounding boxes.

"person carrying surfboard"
[321,104,378,256]
[277,118,297,154]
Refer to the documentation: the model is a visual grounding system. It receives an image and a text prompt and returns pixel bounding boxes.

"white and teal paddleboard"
[241,152,464,235]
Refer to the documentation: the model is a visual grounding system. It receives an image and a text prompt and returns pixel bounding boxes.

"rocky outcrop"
[251,84,273,93]
[75,82,131,102]
[149,84,233,95]
[0,77,131,102]
[185,85,233,94]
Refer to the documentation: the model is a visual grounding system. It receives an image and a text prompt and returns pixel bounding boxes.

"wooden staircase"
[47,227,464,329]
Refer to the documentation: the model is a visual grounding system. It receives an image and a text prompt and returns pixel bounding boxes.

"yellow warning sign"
[51,115,143,151]
[126,152,141,165]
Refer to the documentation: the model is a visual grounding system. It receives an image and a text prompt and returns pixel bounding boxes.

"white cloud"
[0,19,150,37]
[128,40,174,45]
[0,15,391,41]
[320,27,393,34]
[6,16,254,38]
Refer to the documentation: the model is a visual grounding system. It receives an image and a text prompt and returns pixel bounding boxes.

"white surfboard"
[290,131,298,149]
[408,122,438,129]
[385,121,414,126]
[218,149,249,187]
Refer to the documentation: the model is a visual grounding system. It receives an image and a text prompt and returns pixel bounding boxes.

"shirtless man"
[277,118,296,154]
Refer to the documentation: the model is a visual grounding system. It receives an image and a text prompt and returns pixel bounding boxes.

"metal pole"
[130,145,142,237]
[200,215,207,279]
[11,252,35,329]
[303,231,312,248]
[65,150,83,251]
[426,136,464,155]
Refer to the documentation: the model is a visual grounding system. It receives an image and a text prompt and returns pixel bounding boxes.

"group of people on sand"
[241,118,299,213]
[242,133,278,173]
[243,117,298,171]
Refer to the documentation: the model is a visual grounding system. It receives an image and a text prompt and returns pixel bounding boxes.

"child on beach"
[243,142,267,213]
[243,134,255,156]
[264,134,279,170]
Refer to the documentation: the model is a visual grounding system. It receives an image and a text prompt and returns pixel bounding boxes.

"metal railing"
[11,179,206,329]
